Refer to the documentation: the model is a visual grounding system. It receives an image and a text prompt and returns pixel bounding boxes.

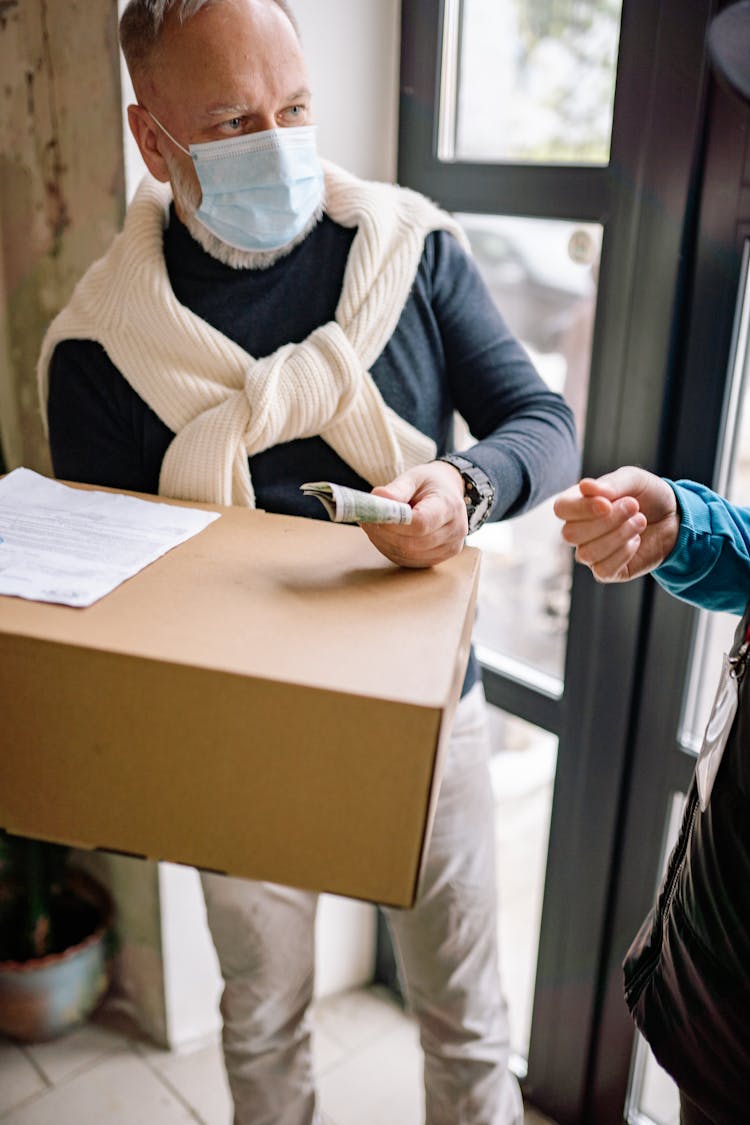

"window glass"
[626,793,684,1123]
[458,213,601,683]
[443,0,623,165]
[490,708,557,1060]
[631,1046,681,1125]
[680,244,750,751]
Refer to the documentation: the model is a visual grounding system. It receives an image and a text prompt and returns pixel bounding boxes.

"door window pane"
[441,0,623,165]
[489,707,557,1060]
[458,213,601,683]
[680,243,750,750]
[626,793,684,1124]
[630,1042,681,1125]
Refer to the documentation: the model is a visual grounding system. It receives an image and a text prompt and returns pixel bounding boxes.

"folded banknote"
[300,481,413,525]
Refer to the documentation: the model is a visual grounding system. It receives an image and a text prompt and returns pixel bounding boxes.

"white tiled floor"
[0,986,556,1125]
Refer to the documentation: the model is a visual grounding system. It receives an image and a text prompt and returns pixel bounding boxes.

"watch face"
[437,456,494,531]
[466,499,488,533]
[466,477,493,532]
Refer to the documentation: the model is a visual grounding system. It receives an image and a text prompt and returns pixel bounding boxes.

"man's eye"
[225,117,243,131]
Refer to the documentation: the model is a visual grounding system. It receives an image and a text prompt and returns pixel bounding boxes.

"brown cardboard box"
[0,493,480,907]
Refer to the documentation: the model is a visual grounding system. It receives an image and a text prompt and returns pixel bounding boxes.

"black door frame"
[398,2,732,1121]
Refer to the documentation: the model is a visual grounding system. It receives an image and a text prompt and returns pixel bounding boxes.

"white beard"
[165,153,324,271]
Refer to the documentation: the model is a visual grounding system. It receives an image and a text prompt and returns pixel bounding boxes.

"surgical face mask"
[150,114,325,252]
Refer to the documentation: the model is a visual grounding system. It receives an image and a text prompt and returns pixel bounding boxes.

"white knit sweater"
[38,162,468,507]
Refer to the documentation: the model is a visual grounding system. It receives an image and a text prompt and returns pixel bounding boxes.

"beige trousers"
[200,683,523,1125]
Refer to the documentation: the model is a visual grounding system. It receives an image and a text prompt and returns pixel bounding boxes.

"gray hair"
[119,0,299,86]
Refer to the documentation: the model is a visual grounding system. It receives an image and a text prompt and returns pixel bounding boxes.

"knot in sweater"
[38,161,469,506]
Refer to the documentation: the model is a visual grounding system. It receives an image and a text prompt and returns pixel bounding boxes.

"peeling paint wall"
[0,0,124,472]
[0,0,167,1041]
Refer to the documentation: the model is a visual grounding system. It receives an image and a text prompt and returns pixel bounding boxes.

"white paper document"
[0,468,220,608]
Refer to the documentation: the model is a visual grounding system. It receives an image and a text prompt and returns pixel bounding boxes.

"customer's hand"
[363,462,469,568]
[553,466,681,582]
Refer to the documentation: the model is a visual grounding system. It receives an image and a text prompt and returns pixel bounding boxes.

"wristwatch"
[436,453,495,534]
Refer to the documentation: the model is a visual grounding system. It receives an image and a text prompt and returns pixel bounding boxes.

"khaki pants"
[200,683,523,1125]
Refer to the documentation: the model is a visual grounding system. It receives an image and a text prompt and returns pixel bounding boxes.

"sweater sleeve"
[429,230,581,520]
[653,479,750,615]
[46,339,173,495]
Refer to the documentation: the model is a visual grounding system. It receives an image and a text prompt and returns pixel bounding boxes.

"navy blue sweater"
[47,206,579,690]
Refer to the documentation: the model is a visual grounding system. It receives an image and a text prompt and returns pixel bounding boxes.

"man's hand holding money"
[364,461,469,569]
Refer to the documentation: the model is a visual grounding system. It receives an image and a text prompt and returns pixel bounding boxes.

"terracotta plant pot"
[0,868,113,1042]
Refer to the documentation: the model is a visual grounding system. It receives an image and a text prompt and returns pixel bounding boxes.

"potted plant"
[0,830,114,1042]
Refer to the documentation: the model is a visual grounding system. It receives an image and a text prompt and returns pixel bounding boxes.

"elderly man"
[37,1,578,1122]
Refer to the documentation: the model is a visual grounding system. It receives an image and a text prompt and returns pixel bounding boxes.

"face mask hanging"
[150,114,325,252]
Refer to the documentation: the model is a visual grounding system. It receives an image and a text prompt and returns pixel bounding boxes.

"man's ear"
[127,104,171,183]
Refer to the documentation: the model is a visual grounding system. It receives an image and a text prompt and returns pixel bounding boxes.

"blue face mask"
[151,115,325,252]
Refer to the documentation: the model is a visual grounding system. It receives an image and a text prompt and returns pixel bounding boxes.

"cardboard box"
[0,492,480,907]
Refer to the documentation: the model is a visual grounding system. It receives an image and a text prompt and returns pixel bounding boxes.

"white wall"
[113,0,400,1048]
[294,0,400,181]
[158,865,378,1051]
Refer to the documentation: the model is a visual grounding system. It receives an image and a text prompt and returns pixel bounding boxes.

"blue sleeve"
[653,479,750,615]
[429,231,580,520]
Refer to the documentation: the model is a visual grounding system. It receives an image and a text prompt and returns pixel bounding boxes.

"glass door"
[399,1,723,1120]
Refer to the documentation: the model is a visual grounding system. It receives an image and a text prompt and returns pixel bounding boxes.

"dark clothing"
[680,1090,719,1125]
[623,606,750,1122]
[47,206,578,695]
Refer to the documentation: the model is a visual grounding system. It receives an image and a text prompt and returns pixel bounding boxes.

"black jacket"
[623,608,750,1121]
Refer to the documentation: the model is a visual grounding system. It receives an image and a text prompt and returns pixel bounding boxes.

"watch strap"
[436,453,495,533]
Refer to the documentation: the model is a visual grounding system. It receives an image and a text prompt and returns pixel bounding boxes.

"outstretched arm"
[553,466,681,582]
